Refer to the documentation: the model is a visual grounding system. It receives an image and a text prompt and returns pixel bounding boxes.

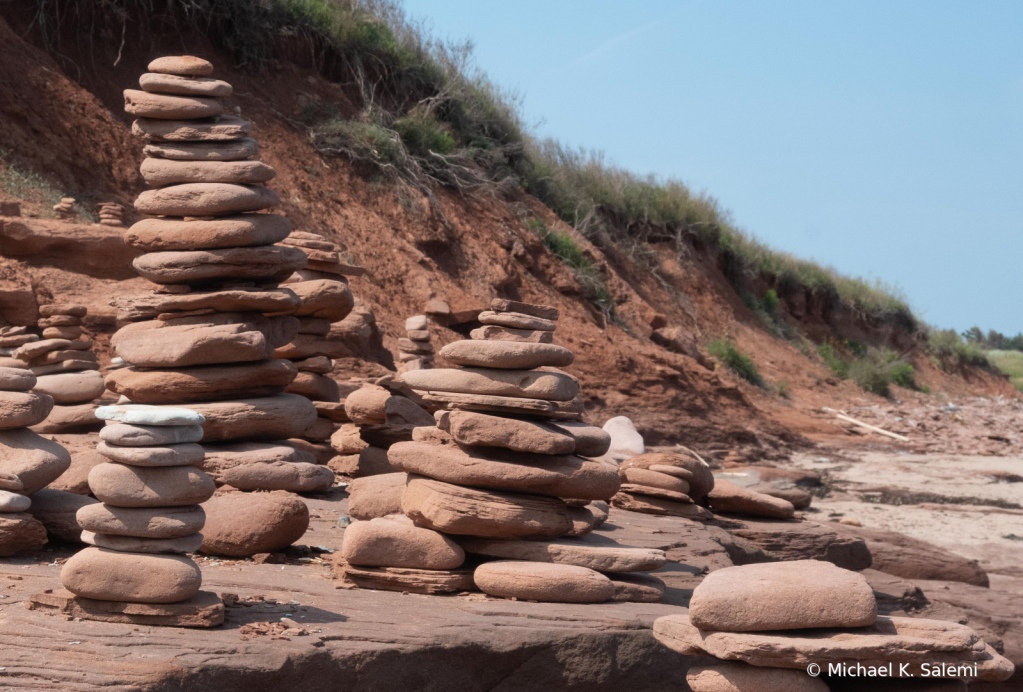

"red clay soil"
[0,10,1015,462]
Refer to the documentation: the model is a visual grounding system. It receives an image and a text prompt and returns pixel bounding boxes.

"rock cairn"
[611,449,718,521]
[53,197,76,221]
[97,202,125,227]
[653,560,1015,689]
[13,305,107,434]
[57,405,222,626]
[338,298,669,602]
[397,314,433,373]
[104,56,320,556]
[275,230,357,453]
[0,366,66,555]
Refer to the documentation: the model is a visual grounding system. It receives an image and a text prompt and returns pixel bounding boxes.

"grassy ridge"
[33,0,914,328]
[987,351,1023,392]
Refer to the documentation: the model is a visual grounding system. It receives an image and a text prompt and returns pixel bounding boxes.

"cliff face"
[0,7,1012,463]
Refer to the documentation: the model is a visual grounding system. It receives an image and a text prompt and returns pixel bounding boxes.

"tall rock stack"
[338,299,669,603]
[653,561,1015,689]
[397,314,433,373]
[97,202,125,227]
[102,56,319,555]
[275,230,356,449]
[53,197,76,221]
[0,367,64,556]
[57,405,223,627]
[18,304,108,434]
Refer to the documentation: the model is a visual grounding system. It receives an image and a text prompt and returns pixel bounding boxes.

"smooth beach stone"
[0,490,31,512]
[0,428,72,494]
[285,279,355,322]
[12,338,90,361]
[96,441,204,467]
[133,245,306,285]
[456,536,667,572]
[347,473,407,520]
[28,348,98,366]
[105,360,297,405]
[123,89,223,120]
[284,371,340,402]
[443,410,576,455]
[343,386,389,424]
[621,467,690,495]
[439,341,574,370]
[82,530,204,555]
[42,326,84,340]
[469,325,553,343]
[32,371,105,405]
[148,55,213,76]
[30,361,99,377]
[88,463,216,507]
[199,490,309,557]
[400,367,578,401]
[125,214,291,251]
[99,423,205,446]
[133,115,251,142]
[139,72,232,97]
[609,573,666,603]
[547,421,612,457]
[112,313,297,368]
[0,367,36,392]
[96,405,204,427]
[140,158,276,186]
[134,183,279,216]
[618,483,692,503]
[477,310,556,331]
[186,394,318,443]
[0,391,53,429]
[144,137,258,162]
[707,479,795,519]
[405,315,428,331]
[686,663,830,692]
[113,288,299,322]
[401,475,573,539]
[219,460,334,492]
[342,515,465,570]
[61,547,202,603]
[387,441,620,500]
[688,560,877,632]
[39,304,87,318]
[48,450,105,494]
[38,314,82,327]
[490,299,559,321]
[76,503,205,538]
[473,561,614,603]
[565,502,608,537]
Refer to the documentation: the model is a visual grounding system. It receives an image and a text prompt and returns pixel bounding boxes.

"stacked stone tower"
[0,366,68,555]
[397,314,433,373]
[275,230,356,448]
[104,56,324,514]
[59,404,219,621]
[339,299,668,602]
[16,305,107,433]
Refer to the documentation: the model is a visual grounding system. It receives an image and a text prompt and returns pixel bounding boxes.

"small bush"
[850,359,890,397]
[393,109,456,157]
[888,360,916,389]
[928,329,991,369]
[708,340,765,388]
[818,342,851,379]
[776,380,791,399]
[527,219,617,318]
[762,289,779,314]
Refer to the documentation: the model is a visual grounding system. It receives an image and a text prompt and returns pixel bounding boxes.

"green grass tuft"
[708,340,765,388]
[987,350,1023,392]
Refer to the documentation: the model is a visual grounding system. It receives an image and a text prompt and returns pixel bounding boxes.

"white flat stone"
[96,405,205,426]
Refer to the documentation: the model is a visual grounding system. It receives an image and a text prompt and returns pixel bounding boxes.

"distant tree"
[962,326,985,344]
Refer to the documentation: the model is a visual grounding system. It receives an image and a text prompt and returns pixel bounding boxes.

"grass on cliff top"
[987,350,1023,392]
[34,0,915,328]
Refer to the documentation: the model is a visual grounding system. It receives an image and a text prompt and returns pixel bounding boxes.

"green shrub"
[928,329,991,368]
[708,340,765,388]
[393,109,456,157]
[888,360,916,389]
[762,289,779,314]
[850,359,890,397]
[818,342,851,379]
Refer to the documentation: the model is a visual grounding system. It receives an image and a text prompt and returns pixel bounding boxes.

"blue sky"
[401,0,1023,334]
